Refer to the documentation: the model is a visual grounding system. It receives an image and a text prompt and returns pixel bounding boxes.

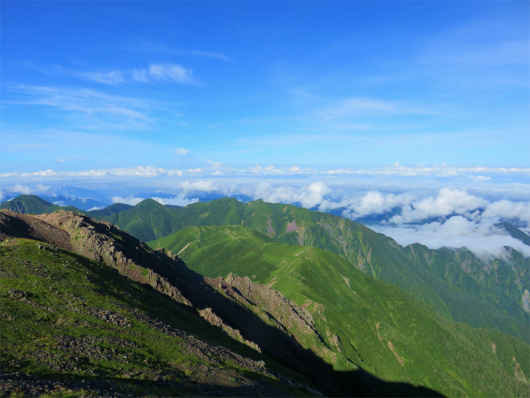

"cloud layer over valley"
[2,163,529,259]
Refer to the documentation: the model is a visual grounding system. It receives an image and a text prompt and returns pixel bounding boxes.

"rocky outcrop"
[0,210,192,307]
[199,307,261,352]
[207,273,325,350]
[0,210,72,250]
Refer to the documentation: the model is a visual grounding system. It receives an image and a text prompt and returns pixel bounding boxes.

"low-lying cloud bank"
[243,185,530,258]
[179,181,530,259]
[106,181,530,259]
[372,217,530,260]
[338,188,530,226]
[111,194,199,207]
[2,163,529,259]
[2,163,529,183]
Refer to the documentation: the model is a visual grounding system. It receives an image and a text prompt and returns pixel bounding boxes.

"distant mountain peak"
[135,198,163,207]
[0,194,54,214]
[495,221,530,246]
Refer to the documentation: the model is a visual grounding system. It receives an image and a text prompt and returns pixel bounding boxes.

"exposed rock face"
[1,209,192,307]
[199,307,261,352]
[208,273,320,342]
[523,290,530,313]
[0,210,72,250]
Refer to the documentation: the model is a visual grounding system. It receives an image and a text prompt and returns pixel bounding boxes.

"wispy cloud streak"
[132,63,195,84]
[11,85,153,119]
[76,63,195,85]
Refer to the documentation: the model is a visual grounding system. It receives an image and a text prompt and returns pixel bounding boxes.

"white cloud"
[10,184,51,195]
[340,191,414,219]
[168,169,184,177]
[483,200,530,224]
[390,188,489,224]
[244,181,332,210]
[250,164,279,173]
[72,166,165,178]
[4,163,530,184]
[372,216,530,259]
[151,194,199,207]
[133,63,195,84]
[180,180,218,193]
[79,63,195,85]
[208,160,222,168]
[81,70,125,85]
[470,175,491,182]
[302,182,332,209]
[111,196,144,206]
[175,148,190,156]
[10,85,154,129]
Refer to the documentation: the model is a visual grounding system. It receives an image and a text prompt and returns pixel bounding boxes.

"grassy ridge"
[0,238,304,396]
[149,225,530,398]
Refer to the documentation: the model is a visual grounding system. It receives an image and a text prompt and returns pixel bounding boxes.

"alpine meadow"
[1,1,529,397]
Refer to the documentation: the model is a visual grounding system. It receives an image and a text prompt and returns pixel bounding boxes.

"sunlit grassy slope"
[149,225,530,398]
[104,197,529,342]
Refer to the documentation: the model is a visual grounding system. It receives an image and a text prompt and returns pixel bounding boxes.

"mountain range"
[9,195,525,340]
[1,194,529,396]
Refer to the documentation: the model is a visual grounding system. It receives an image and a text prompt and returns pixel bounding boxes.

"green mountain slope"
[496,222,530,246]
[102,197,528,342]
[276,221,529,340]
[0,238,302,397]
[149,225,530,398]
[2,209,448,397]
[87,203,133,217]
[101,199,183,242]
[0,194,84,215]
[403,244,530,329]
[4,196,529,342]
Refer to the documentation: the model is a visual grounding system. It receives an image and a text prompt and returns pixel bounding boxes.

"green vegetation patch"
[149,225,530,398]
[0,238,294,396]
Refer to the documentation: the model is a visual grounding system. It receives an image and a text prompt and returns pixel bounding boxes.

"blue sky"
[2,0,529,173]
[1,1,530,256]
